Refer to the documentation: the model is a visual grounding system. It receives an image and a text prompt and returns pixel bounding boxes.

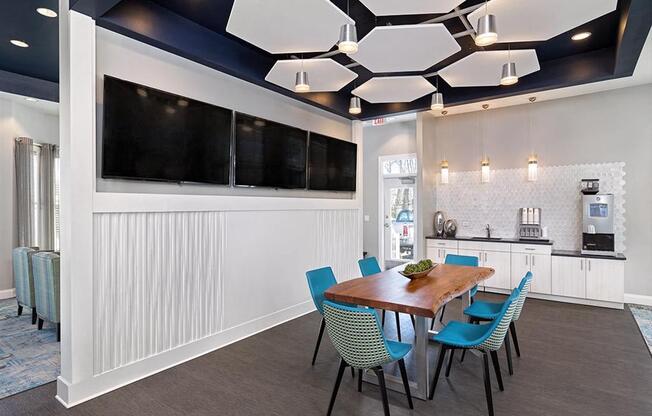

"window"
[30,144,61,250]
[382,158,417,176]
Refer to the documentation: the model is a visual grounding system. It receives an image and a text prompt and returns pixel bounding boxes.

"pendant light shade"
[528,155,538,182]
[500,62,518,85]
[294,71,310,93]
[338,23,358,54]
[430,92,444,111]
[475,13,497,46]
[349,96,361,115]
[481,158,491,183]
[440,160,449,184]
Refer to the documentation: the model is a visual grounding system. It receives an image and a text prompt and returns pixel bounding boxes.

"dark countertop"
[551,249,626,261]
[425,235,553,246]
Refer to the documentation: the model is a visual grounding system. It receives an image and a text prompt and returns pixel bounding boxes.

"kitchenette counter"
[425,235,553,246]
[551,249,626,261]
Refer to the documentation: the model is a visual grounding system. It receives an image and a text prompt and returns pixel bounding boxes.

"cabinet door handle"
[580,259,583,271]
[484,252,488,263]
[479,252,483,263]
[526,255,528,266]
[532,255,535,267]
[442,249,446,259]
[588,260,591,272]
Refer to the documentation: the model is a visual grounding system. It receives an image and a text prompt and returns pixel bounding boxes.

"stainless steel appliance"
[581,179,600,195]
[434,211,445,236]
[582,193,615,256]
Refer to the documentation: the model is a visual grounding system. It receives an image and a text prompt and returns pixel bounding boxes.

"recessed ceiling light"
[571,32,591,41]
[25,97,39,102]
[10,39,29,48]
[36,7,58,18]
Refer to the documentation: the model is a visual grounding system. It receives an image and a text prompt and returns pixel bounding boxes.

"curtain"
[15,137,34,247]
[38,143,58,250]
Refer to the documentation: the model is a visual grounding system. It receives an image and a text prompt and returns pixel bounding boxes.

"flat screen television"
[308,133,357,191]
[101,76,232,184]
[234,113,307,189]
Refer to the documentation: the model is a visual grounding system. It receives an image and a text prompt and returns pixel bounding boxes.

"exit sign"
[372,117,385,126]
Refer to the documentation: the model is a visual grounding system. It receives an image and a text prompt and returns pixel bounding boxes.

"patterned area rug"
[0,298,60,400]
[630,304,652,357]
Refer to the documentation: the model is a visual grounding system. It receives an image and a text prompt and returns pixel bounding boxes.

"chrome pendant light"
[527,97,538,181]
[349,96,361,115]
[480,104,490,183]
[475,0,497,47]
[294,58,310,93]
[430,75,444,111]
[500,44,518,86]
[338,0,358,54]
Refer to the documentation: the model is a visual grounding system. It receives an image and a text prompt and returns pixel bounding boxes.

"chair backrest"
[322,300,393,369]
[306,266,338,315]
[13,247,38,308]
[31,251,61,323]
[512,272,533,321]
[358,257,382,277]
[479,287,520,352]
[444,254,479,267]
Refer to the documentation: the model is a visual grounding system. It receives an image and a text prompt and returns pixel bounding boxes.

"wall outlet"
[364,215,370,222]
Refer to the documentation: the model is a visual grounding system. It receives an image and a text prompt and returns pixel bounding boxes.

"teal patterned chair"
[323,300,413,416]
[12,247,38,324]
[31,251,61,342]
[429,287,521,416]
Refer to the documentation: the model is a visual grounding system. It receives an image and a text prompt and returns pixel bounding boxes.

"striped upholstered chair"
[12,247,39,324]
[31,251,61,341]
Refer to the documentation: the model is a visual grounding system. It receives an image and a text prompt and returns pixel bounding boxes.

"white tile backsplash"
[435,163,626,252]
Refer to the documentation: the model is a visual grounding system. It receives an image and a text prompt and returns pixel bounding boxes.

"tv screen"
[308,133,357,192]
[234,113,307,189]
[101,76,232,184]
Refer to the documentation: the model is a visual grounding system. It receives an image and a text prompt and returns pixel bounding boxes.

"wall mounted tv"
[234,113,308,189]
[308,133,357,192]
[101,76,232,184]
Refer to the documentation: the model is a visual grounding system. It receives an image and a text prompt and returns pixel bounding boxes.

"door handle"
[479,252,482,263]
[588,260,591,272]
[484,252,488,263]
[580,259,583,271]
[526,255,528,266]
[532,255,535,267]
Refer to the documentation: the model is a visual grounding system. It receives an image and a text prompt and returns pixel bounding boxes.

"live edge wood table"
[325,263,494,400]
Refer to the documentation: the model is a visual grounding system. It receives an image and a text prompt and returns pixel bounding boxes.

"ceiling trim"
[0,69,58,102]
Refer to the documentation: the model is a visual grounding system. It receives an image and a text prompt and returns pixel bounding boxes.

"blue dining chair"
[435,254,480,326]
[358,257,415,342]
[429,287,521,416]
[322,301,413,416]
[462,272,533,375]
[306,266,339,366]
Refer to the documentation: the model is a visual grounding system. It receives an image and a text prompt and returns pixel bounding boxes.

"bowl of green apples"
[399,259,436,280]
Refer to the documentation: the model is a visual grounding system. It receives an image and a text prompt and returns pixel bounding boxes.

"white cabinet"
[458,245,511,290]
[586,258,625,303]
[511,253,531,288]
[426,239,458,264]
[530,253,552,294]
[551,256,586,298]
[510,245,552,294]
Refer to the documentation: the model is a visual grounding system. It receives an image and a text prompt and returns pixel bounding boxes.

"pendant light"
[475,0,497,47]
[500,44,518,86]
[439,109,449,184]
[338,0,358,54]
[480,104,490,183]
[294,57,310,93]
[527,97,538,181]
[349,96,361,115]
[430,75,444,111]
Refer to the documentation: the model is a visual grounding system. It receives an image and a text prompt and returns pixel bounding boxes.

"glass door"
[383,177,415,267]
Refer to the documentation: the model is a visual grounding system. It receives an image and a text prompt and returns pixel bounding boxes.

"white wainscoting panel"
[316,209,362,281]
[436,163,626,251]
[93,212,225,375]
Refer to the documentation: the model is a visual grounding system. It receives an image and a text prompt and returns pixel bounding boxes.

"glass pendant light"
[480,104,490,183]
[294,58,310,93]
[430,76,444,111]
[349,96,361,115]
[500,44,518,86]
[475,0,497,47]
[338,1,358,54]
[440,160,449,184]
[527,97,538,181]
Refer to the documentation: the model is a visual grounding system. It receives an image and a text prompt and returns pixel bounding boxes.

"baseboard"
[56,300,316,408]
[624,293,652,307]
[0,288,15,300]
[482,288,624,309]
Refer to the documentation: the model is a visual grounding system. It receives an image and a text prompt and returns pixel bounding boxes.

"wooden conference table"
[325,263,494,400]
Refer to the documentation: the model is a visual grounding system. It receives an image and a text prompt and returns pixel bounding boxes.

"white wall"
[362,120,416,260]
[58,15,361,407]
[421,85,652,297]
[0,96,58,294]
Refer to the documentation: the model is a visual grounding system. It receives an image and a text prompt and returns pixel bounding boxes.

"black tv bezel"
[307,132,357,192]
[100,75,233,186]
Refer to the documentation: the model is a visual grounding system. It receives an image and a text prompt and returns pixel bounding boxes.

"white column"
[57,3,96,407]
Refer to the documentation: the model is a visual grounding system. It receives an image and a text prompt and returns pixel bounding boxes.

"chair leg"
[327,359,347,416]
[410,314,415,330]
[311,318,325,365]
[504,332,514,375]
[351,367,355,378]
[510,322,521,357]
[31,308,37,325]
[439,304,446,323]
[397,359,414,409]
[57,323,61,342]
[394,311,402,342]
[489,351,504,391]
[428,344,447,400]
[382,310,386,327]
[357,369,363,392]
[445,348,455,377]
[17,303,23,316]
[373,367,391,416]
[482,352,494,416]
[37,318,44,330]
[460,349,467,363]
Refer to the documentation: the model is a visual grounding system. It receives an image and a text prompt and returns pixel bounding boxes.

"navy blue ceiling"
[0,0,59,101]
[0,1,650,117]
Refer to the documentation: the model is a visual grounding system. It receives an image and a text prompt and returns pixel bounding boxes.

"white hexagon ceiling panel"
[352,76,436,103]
[226,0,353,54]
[265,59,358,92]
[353,24,461,73]
[467,0,618,43]
[438,50,540,87]
[359,0,465,16]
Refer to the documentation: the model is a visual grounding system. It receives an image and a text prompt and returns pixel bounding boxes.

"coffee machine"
[581,193,615,256]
